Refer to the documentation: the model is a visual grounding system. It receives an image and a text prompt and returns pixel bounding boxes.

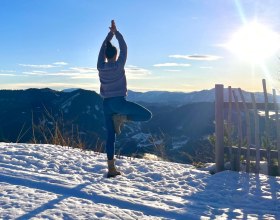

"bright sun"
[226,22,280,63]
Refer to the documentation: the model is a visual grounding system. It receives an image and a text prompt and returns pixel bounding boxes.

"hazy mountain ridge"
[127,89,278,105]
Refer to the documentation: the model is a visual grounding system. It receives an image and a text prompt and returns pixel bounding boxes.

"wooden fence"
[215,79,280,176]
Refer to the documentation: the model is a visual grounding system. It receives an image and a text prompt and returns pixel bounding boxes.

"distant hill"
[127,89,215,106]
[0,88,105,145]
[62,88,79,93]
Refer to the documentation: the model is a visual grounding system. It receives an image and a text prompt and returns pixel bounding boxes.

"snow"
[95,104,100,111]
[131,132,152,148]
[171,137,189,150]
[86,105,91,114]
[0,143,279,219]
[142,153,162,161]
[61,93,80,113]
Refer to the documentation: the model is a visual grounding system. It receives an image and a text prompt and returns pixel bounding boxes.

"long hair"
[105,41,117,59]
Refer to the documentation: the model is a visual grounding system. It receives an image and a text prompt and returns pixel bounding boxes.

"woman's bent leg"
[119,100,152,122]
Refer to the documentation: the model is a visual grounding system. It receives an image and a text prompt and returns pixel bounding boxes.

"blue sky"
[0,0,279,92]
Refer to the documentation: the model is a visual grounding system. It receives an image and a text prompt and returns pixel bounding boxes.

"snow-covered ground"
[0,143,279,220]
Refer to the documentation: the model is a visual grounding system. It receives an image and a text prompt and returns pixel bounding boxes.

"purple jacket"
[97,31,127,98]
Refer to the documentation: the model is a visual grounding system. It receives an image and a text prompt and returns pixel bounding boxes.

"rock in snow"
[0,143,279,219]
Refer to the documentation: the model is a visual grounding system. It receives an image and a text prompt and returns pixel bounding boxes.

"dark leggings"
[103,96,152,160]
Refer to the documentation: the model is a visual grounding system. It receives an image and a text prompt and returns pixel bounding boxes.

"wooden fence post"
[251,93,260,173]
[215,84,224,172]
[273,89,280,175]
[262,79,272,175]
[232,90,242,171]
[228,86,233,170]
[238,88,251,173]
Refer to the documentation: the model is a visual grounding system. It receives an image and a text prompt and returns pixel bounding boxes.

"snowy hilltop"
[0,143,279,219]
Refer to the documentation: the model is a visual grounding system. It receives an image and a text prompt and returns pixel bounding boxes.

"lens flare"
[226,22,280,63]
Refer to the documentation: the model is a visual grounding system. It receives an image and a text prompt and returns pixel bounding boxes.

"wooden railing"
[215,79,280,176]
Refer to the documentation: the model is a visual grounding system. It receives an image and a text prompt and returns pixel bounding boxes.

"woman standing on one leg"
[97,20,152,178]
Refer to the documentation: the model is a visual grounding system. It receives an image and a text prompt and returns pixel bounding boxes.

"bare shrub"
[31,106,86,149]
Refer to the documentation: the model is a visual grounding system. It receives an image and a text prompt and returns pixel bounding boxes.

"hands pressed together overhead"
[109,20,117,34]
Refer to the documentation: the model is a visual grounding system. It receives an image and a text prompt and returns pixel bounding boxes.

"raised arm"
[115,31,127,66]
[97,32,114,69]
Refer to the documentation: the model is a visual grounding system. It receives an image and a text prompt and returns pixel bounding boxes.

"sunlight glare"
[226,22,280,63]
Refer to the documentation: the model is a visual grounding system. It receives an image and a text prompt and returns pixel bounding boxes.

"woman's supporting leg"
[104,113,116,160]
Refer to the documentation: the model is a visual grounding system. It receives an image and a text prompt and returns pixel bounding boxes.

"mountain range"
[0,87,275,164]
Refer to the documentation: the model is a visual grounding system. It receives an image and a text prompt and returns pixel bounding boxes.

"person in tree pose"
[97,20,152,178]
